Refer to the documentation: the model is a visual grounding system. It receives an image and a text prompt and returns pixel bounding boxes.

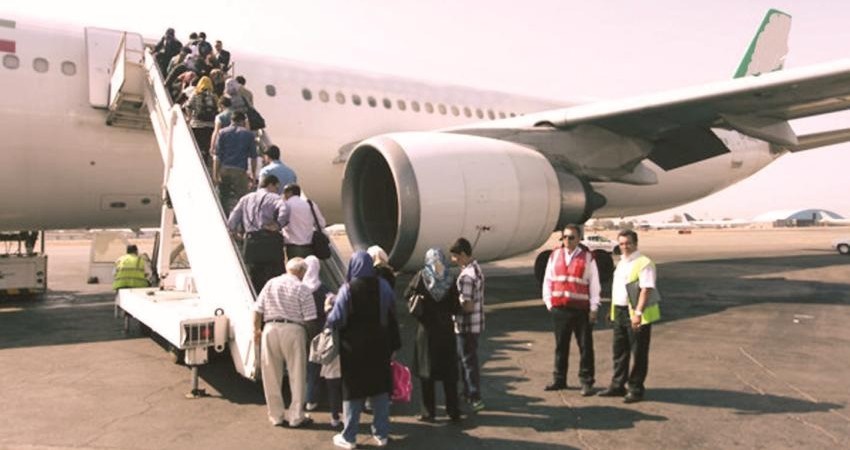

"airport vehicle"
[581,234,619,255]
[834,238,850,255]
[0,232,46,297]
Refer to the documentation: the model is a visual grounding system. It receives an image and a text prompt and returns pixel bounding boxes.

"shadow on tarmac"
[649,388,841,415]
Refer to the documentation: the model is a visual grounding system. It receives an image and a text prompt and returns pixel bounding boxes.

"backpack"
[196,93,217,122]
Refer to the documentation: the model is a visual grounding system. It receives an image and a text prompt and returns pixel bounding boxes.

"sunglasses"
[563,235,577,241]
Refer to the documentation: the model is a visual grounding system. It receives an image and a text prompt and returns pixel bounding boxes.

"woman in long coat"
[326,251,401,447]
[404,248,461,422]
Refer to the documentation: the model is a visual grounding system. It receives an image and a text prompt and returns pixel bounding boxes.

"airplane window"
[33,57,48,73]
[3,54,19,69]
[319,90,330,102]
[425,102,434,114]
[352,94,362,106]
[487,109,495,120]
[382,98,392,109]
[302,88,312,101]
[451,105,459,116]
[60,61,76,76]
[265,84,276,96]
[476,108,484,119]
[368,96,377,107]
[397,100,407,111]
[498,111,506,119]
[411,101,420,112]
[463,107,471,117]
[336,92,346,104]
[438,104,447,115]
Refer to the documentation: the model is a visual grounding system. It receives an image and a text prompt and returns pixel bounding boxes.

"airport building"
[753,208,846,227]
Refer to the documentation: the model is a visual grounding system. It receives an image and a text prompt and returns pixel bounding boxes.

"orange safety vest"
[548,247,591,309]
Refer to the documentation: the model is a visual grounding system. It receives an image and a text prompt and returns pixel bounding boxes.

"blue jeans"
[306,361,321,404]
[456,332,481,401]
[342,392,390,443]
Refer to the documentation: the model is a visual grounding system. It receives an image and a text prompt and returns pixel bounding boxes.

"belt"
[614,305,630,310]
[266,318,299,324]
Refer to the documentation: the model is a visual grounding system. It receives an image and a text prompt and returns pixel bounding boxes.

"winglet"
[734,9,792,78]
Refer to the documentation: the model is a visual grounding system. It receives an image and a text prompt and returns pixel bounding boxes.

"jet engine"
[342,132,604,269]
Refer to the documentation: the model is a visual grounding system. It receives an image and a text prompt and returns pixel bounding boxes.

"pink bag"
[391,360,412,403]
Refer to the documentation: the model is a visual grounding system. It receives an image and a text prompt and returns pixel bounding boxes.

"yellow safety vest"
[610,255,661,325]
[112,254,150,290]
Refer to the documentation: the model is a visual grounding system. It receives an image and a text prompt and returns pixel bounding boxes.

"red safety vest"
[549,247,591,309]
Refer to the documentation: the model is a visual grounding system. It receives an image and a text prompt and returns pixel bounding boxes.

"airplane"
[819,217,850,226]
[4,9,850,274]
[681,213,751,228]
[635,217,694,231]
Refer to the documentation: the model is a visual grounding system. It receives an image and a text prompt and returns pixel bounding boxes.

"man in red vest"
[541,224,601,396]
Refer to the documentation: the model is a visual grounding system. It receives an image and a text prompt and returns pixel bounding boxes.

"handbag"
[407,293,425,318]
[308,200,331,259]
[390,360,412,403]
[245,104,266,131]
[309,328,338,364]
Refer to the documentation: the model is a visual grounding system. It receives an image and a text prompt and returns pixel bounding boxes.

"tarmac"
[1,227,849,449]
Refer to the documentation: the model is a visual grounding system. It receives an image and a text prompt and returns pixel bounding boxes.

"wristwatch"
[634,310,642,317]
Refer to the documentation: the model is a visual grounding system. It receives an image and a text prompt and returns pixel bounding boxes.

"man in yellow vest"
[541,224,600,396]
[597,229,660,403]
[112,245,151,290]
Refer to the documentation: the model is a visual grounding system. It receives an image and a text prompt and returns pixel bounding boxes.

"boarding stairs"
[108,34,346,394]
[105,36,150,129]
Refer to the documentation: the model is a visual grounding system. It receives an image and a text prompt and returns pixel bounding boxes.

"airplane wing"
[447,58,850,176]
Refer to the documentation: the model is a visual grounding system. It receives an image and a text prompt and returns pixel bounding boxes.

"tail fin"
[734,9,792,78]
[683,213,696,222]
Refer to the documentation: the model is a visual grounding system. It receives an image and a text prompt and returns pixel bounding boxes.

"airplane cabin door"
[84,27,143,108]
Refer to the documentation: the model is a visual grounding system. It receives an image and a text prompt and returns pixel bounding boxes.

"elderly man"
[254,257,318,428]
[227,175,289,293]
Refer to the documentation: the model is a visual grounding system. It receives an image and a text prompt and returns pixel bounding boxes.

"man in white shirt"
[254,257,318,428]
[281,184,326,260]
[597,229,660,404]
[541,225,600,396]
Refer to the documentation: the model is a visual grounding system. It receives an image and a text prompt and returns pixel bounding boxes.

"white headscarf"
[367,245,390,267]
[302,256,322,293]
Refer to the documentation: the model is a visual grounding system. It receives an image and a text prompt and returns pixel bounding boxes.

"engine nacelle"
[342,132,602,270]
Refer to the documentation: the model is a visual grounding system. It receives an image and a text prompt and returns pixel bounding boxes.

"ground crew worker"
[542,224,600,396]
[598,229,661,403]
[112,245,151,290]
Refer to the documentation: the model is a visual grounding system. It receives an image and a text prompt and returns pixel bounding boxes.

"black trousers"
[243,231,285,293]
[420,377,460,418]
[551,307,595,386]
[610,306,652,395]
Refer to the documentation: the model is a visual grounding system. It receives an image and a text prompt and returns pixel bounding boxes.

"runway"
[1,227,849,449]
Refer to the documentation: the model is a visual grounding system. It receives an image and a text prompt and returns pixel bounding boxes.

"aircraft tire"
[838,244,850,255]
[534,250,553,287]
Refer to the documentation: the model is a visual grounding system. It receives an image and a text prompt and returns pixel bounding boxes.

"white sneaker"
[372,435,388,447]
[333,433,356,449]
[305,402,318,411]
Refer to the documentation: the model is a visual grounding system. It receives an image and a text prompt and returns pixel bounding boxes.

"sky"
[3,0,850,221]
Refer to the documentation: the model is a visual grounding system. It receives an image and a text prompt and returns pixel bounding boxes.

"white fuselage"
[0,21,781,232]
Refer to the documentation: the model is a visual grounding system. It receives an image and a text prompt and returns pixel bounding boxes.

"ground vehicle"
[834,237,850,255]
[582,234,620,255]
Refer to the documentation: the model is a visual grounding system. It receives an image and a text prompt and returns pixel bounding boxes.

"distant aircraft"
[682,213,751,228]
[636,217,694,231]
[818,216,850,226]
[4,9,850,270]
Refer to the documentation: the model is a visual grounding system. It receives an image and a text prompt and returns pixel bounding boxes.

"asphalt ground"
[1,227,849,449]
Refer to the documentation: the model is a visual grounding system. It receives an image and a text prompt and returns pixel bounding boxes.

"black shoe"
[448,413,465,422]
[597,387,627,397]
[290,417,313,428]
[544,381,567,391]
[623,392,643,404]
[580,384,594,397]
[416,414,435,422]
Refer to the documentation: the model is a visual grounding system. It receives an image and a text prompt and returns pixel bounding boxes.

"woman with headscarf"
[184,75,217,169]
[302,256,331,413]
[367,245,396,289]
[326,251,401,448]
[403,247,462,422]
